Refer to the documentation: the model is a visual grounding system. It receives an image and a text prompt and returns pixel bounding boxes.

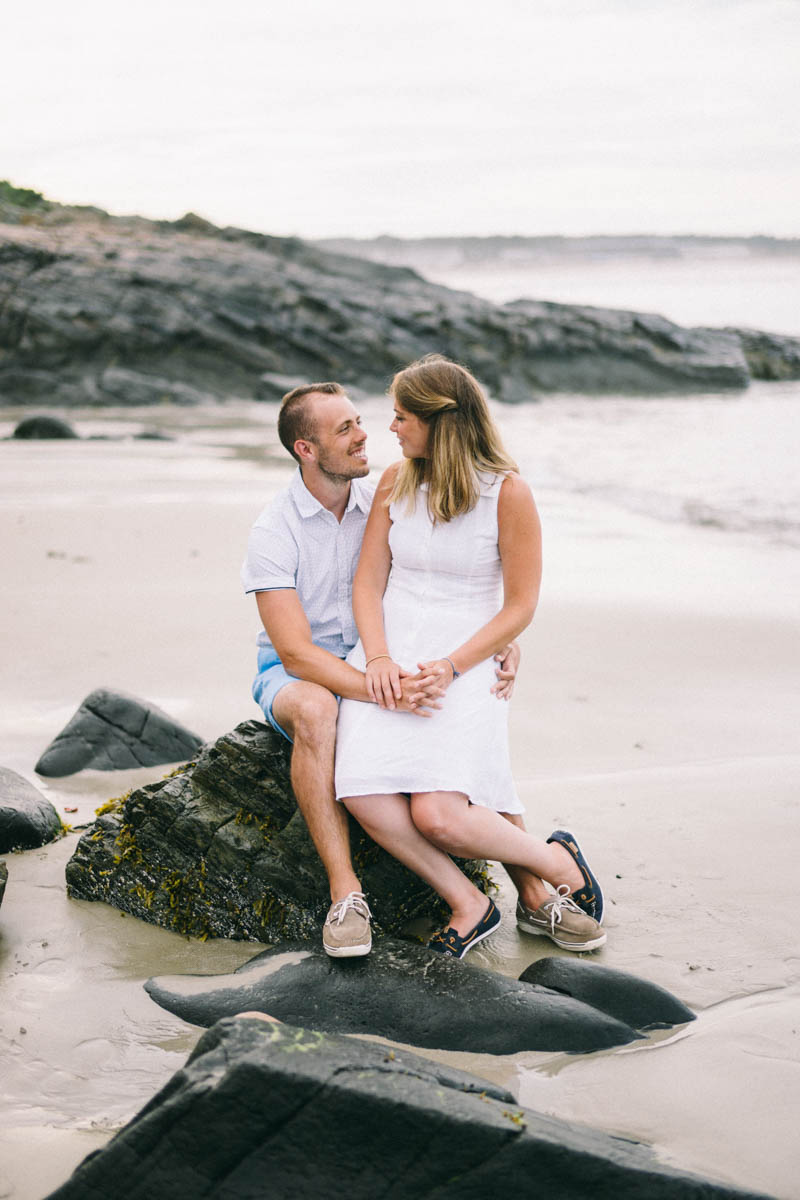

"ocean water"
[418,253,800,339]
[402,253,800,548]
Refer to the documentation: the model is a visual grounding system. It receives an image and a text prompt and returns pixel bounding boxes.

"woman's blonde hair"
[387,355,517,522]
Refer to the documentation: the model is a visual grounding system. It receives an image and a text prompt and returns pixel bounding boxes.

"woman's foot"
[428,898,501,960]
[546,830,605,923]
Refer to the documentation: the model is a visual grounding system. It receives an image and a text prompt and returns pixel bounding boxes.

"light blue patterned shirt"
[242,469,376,660]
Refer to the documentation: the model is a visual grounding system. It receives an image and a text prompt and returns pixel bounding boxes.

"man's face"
[304,393,369,482]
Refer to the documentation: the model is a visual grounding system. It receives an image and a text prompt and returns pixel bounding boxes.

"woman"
[335,356,605,957]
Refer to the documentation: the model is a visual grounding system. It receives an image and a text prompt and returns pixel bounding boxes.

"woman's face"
[390,401,429,459]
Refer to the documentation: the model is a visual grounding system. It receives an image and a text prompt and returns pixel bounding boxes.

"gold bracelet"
[365,654,392,667]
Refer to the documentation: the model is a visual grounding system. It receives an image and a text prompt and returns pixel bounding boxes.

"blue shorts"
[252,652,298,742]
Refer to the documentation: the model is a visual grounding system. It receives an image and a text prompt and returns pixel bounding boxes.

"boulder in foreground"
[0,766,62,851]
[145,937,644,1054]
[35,688,204,776]
[48,1016,768,1200]
[66,721,489,942]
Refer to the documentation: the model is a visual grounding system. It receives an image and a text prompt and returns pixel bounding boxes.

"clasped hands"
[365,642,519,715]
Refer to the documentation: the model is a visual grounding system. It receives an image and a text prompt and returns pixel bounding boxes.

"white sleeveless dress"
[334,473,523,813]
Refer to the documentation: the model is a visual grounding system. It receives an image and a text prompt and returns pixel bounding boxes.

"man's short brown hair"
[278,382,345,463]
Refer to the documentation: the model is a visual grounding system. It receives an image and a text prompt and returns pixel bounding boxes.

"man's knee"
[275,681,339,743]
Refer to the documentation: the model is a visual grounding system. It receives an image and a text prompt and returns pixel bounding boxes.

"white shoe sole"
[517,920,607,952]
[323,939,372,958]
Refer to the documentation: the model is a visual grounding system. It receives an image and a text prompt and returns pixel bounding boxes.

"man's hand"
[492,641,521,700]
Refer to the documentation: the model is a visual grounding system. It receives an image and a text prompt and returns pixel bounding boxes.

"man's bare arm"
[256,590,443,713]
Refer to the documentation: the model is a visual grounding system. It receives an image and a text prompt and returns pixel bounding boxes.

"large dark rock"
[65,720,489,943]
[728,326,800,381]
[47,1016,768,1200]
[0,766,62,851]
[35,688,204,777]
[0,860,7,908]
[520,958,695,1031]
[12,414,78,438]
[145,938,642,1054]
[1,194,787,404]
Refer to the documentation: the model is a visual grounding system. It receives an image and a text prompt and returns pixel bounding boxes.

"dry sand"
[1,404,798,1198]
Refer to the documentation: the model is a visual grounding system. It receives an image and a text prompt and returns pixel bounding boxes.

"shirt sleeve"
[241,519,299,593]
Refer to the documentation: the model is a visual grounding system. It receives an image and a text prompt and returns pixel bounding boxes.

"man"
[242,382,525,958]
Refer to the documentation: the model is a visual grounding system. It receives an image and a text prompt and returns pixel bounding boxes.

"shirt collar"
[290,469,372,518]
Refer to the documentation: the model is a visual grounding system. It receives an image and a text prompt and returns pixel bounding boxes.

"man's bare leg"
[501,813,551,911]
[272,681,361,903]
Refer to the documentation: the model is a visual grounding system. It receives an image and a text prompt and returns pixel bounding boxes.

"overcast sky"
[3,0,799,237]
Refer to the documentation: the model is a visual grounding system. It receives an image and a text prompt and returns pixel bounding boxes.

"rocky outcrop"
[728,326,800,381]
[65,720,489,942]
[35,688,204,777]
[0,766,62,851]
[2,189,792,403]
[47,1016,768,1200]
[145,938,648,1054]
[520,957,695,1030]
[12,414,78,438]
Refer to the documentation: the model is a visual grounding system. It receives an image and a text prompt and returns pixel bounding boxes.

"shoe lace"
[329,891,371,925]
[545,884,583,932]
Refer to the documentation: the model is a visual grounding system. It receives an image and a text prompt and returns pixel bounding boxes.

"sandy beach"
[1,403,799,1198]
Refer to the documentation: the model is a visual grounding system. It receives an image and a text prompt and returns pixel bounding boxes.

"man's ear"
[294,439,316,464]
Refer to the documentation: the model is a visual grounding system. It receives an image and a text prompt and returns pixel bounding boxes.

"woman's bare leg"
[343,793,491,935]
[410,792,584,895]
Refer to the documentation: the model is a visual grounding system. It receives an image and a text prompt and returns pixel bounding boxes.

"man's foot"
[546,829,604,923]
[427,898,501,960]
[322,891,372,957]
[517,885,606,952]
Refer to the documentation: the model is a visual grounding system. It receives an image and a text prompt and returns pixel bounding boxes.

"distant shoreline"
[315,232,800,261]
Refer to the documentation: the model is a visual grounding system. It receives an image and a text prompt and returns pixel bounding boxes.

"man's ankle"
[329,878,362,905]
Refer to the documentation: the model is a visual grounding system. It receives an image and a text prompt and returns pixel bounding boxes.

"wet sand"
[1,405,798,1197]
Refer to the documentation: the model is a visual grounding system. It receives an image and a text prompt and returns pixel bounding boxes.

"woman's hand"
[365,655,404,709]
[417,659,458,689]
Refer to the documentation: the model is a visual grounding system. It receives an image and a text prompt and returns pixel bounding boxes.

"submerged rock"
[47,1016,768,1200]
[0,766,62,851]
[145,937,641,1054]
[12,415,77,439]
[65,720,489,943]
[520,957,695,1030]
[35,688,204,777]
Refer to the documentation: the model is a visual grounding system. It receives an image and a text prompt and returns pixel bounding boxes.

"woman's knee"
[411,793,460,848]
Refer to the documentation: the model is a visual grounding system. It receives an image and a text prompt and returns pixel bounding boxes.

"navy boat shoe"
[427,898,501,960]
[546,829,604,924]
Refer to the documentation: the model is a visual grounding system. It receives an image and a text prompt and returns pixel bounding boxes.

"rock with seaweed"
[0,766,62,852]
[47,1016,769,1200]
[65,720,490,943]
[5,183,799,405]
[35,688,204,777]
